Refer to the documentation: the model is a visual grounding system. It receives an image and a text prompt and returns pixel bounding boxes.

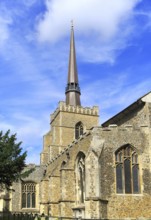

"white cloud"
[37,0,139,42]
[0,2,16,46]
[36,0,141,63]
[0,16,12,46]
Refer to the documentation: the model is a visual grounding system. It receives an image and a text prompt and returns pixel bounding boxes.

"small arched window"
[76,152,85,204]
[115,144,140,194]
[22,182,36,208]
[75,122,83,139]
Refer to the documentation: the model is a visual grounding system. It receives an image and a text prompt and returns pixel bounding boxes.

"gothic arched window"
[75,122,83,139]
[76,152,85,204]
[22,182,36,208]
[115,145,140,194]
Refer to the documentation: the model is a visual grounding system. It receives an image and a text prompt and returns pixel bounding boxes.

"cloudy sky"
[0,0,151,164]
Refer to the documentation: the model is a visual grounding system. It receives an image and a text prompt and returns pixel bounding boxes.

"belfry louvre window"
[22,182,36,208]
[75,122,83,139]
[115,145,140,194]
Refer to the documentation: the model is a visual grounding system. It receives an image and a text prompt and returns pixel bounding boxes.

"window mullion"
[30,193,32,208]
[26,192,27,208]
[116,146,139,194]
[22,183,36,208]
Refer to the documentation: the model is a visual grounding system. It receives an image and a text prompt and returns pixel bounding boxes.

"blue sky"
[0,0,151,164]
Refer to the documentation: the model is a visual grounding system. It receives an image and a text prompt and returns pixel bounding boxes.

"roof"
[101,91,151,127]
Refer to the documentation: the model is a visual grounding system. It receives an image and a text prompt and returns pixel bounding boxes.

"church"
[1,25,151,219]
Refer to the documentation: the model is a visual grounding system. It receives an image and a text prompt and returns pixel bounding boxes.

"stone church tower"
[39,25,99,216]
[38,26,151,219]
[1,25,151,220]
[40,25,99,165]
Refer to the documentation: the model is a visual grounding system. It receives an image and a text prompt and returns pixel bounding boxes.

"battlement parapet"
[50,101,99,123]
[101,124,149,132]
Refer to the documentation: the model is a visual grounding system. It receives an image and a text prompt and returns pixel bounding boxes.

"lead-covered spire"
[65,23,81,106]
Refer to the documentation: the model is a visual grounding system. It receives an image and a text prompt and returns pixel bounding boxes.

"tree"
[0,130,33,188]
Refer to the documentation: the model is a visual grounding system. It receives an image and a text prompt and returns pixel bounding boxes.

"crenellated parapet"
[101,124,149,131]
[50,101,99,124]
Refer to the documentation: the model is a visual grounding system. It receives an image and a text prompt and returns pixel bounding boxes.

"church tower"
[40,25,99,165]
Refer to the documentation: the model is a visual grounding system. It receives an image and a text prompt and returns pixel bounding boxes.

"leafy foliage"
[0,130,33,188]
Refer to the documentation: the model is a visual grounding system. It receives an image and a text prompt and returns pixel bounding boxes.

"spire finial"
[71,20,74,29]
[65,23,81,106]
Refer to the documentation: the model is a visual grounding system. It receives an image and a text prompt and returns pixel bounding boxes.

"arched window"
[76,152,85,204]
[115,145,140,194]
[22,182,36,208]
[75,122,83,139]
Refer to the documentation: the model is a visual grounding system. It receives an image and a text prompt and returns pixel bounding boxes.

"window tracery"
[75,122,83,139]
[115,145,140,194]
[22,182,36,208]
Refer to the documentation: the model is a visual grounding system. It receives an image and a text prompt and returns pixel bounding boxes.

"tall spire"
[65,23,81,106]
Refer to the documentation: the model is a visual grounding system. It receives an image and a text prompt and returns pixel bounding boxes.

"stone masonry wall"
[97,125,151,219]
[40,102,99,165]
[41,131,52,165]
[40,98,151,219]
[11,165,45,213]
[44,133,92,217]
[115,103,148,128]
[148,103,151,128]
[41,123,151,219]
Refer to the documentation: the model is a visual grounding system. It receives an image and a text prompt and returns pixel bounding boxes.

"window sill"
[21,208,38,210]
[116,193,142,196]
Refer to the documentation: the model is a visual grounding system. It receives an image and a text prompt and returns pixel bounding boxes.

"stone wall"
[117,104,148,127]
[40,122,151,219]
[97,125,151,219]
[11,165,45,213]
[0,185,10,211]
[41,133,92,217]
[9,94,151,219]
[41,102,99,165]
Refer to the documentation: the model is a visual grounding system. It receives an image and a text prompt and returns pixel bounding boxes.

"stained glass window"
[22,193,26,208]
[32,193,36,208]
[115,145,140,194]
[116,164,123,193]
[22,182,36,208]
[124,159,132,194]
[133,165,139,193]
